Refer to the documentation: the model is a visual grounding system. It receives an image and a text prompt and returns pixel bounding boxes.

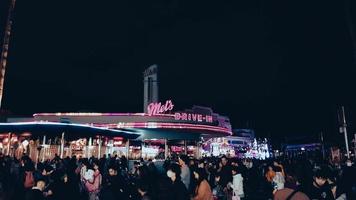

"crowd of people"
[0,152,355,200]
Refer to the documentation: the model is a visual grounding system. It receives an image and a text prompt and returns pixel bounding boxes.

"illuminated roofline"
[0,121,232,136]
[33,113,175,117]
[92,122,232,135]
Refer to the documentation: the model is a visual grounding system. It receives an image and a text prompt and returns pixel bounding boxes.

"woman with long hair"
[84,160,102,200]
[193,168,213,200]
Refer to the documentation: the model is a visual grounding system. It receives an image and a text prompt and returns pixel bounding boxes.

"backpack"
[24,171,34,189]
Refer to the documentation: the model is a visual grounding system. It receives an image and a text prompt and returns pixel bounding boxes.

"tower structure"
[143,64,159,112]
[0,0,16,108]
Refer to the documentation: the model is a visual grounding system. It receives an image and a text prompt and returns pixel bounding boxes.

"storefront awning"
[0,122,140,139]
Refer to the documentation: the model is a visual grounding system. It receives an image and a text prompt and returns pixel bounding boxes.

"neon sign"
[147,100,214,123]
[174,113,213,123]
[147,100,174,116]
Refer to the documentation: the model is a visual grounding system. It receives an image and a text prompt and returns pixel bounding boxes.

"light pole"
[339,106,350,159]
[0,0,16,108]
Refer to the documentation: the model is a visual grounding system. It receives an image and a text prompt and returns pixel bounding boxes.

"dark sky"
[1,0,356,145]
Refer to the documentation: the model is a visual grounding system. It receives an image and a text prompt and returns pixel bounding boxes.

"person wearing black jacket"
[101,165,129,200]
[55,173,80,200]
[25,178,46,200]
[305,168,335,200]
[167,163,190,200]
[216,156,232,195]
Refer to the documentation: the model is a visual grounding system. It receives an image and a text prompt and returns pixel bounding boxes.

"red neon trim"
[33,113,176,117]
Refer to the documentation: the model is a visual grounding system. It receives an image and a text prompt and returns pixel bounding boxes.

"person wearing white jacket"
[227,166,244,200]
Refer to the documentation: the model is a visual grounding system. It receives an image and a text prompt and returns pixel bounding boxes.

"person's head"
[108,165,118,176]
[232,166,239,175]
[167,163,181,182]
[314,169,328,187]
[221,156,228,166]
[82,159,89,167]
[92,160,99,170]
[193,168,207,184]
[36,178,46,191]
[60,173,68,183]
[24,162,34,172]
[138,165,149,178]
[198,160,205,169]
[178,155,189,167]
[189,159,195,167]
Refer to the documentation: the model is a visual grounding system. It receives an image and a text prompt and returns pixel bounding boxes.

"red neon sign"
[147,100,174,116]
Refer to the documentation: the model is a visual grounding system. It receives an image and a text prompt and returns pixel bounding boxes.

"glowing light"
[175,113,213,123]
[147,100,174,116]
[33,112,175,117]
[0,122,138,135]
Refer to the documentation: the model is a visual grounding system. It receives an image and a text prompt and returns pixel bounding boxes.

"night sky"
[1,0,356,145]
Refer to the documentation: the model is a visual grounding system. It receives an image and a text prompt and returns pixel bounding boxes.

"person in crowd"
[23,162,35,190]
[131,161,141,177]
[266,165,276,183]
[55,173,80,200]
[273,160,285,177]
[147,159,158,177]
[167,163,190,200]
[305,168,335,200]
[137,164,158,198]
[243,159,260,199]
[198,160,205,169]
[218,156,233,187]
[215,156,233,199]
[179,155,191,190]
[25,178,46,200]
[101,165,128,200]
[339,159,356,200]
[193,168,213,200]
[274,170,310,200]
[99,155,107,176]
[189,159,197,169]
[120,155,128,171]
[137,181,152,200]
[273,165,285,191]
[228,166,244,200]
[84,160,102,200]
[41,165,56,199]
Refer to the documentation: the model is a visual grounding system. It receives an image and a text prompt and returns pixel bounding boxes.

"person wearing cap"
[166,163,190,200]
